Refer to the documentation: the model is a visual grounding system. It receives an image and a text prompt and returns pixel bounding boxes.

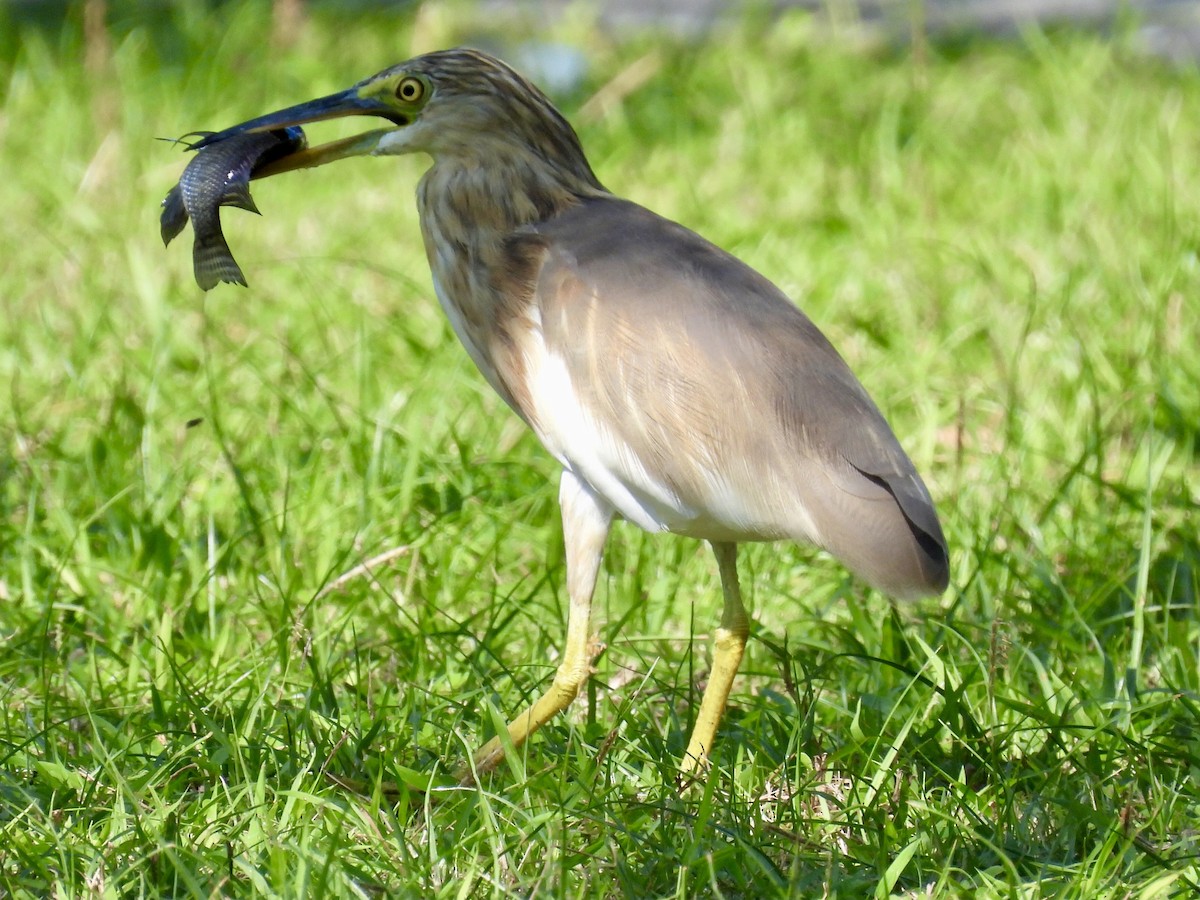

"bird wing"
[512,196,947,597]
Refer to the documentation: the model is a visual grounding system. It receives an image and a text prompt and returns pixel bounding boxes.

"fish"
[160,126,306,290]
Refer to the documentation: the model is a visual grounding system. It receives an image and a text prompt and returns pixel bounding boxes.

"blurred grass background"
[0,1,1198,896]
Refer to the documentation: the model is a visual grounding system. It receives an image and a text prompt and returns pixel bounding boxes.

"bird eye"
[396,77,425,103]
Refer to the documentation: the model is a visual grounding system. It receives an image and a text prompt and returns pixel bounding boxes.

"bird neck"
[415,150,604,416]
[417,144,604,240]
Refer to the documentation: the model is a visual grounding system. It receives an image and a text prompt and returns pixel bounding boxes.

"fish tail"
[192,229,247,291]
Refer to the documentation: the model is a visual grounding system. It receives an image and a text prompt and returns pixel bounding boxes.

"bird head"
[190,48,600,188]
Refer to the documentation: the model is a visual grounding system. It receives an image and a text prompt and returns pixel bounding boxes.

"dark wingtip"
[847,462,950,598]
[914,526,951,594]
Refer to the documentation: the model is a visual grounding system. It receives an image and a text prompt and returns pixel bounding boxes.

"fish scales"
[161,126,306,290]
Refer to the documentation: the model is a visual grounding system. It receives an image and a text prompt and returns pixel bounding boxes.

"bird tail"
[192,228,247,291]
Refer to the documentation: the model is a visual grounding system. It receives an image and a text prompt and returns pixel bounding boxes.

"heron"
[187,47,950,783]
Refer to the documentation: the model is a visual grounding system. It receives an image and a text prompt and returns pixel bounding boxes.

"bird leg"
[680,541,748,776]
[460,469,611,784]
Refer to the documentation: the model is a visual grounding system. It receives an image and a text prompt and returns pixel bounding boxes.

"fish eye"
[396,77,425,103]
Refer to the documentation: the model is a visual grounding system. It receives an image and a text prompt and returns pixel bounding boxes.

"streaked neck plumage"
[414,136,605,416]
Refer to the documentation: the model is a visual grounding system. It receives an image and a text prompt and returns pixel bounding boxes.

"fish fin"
[178,131,216,150]
[160,186,188,246]
[192,230,247,291]
[222,182,261,215]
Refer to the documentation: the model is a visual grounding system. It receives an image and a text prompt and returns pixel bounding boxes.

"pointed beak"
[190,86,406,177]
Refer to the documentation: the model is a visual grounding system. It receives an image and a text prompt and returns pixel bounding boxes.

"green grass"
[1,4,1198,896]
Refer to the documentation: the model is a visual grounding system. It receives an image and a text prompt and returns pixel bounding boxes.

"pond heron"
[190,48,950,784]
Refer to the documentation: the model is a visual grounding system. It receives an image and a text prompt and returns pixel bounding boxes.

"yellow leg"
[681,541,749,776]
[459,470,611,785]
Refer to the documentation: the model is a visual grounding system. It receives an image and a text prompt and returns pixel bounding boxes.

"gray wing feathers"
[529,197,949,598]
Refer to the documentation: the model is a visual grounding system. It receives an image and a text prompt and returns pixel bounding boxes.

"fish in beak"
[161,126,307,290]
[162,80,414,288]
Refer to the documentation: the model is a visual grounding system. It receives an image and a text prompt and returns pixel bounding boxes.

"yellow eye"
[396,77,425,103]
